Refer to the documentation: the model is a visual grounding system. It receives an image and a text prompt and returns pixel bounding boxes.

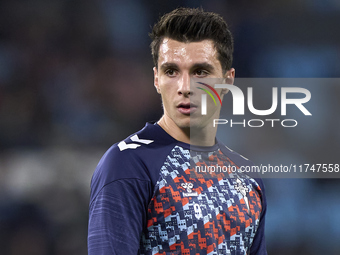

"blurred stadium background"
[0,0,339,254]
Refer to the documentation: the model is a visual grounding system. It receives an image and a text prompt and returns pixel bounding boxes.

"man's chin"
[174,115,212,130]
[175,121,191,130]
[178,120,203,130]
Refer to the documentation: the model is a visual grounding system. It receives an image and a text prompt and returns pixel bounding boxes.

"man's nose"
[177,72,191,96]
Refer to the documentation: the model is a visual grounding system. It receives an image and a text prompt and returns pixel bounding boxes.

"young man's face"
[154,38,234,130]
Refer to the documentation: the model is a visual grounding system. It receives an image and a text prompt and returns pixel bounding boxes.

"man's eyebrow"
[160,62,215,71]
[159,63,178,71]
[191,63,215,72]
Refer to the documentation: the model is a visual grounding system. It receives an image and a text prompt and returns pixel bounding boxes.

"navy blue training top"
[88,122,267,255]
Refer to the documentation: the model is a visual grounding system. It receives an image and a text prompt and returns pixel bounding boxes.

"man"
[88,7,267,255]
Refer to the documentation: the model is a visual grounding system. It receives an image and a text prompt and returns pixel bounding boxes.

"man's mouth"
[177,103,198,115]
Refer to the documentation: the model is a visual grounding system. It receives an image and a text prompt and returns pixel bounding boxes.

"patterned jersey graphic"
[139,146,263,255]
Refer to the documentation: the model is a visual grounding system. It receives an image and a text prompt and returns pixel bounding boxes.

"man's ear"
[221,68,235,95]
[153,67,160,94]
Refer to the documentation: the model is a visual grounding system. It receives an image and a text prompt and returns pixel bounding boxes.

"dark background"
[0,0,339,254]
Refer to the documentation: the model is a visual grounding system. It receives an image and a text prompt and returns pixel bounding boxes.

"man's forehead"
[158,38,218,65]
[159,38,216,52]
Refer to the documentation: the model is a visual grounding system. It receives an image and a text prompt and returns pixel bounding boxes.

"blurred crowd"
[0,0,339,254]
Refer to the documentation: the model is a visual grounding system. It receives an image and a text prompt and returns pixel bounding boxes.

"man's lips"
[177,103,198,115]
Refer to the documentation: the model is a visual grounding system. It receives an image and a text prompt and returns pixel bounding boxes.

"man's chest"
[141,146,263,255]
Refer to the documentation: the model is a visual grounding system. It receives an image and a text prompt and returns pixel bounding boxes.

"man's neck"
[157,116,217,146]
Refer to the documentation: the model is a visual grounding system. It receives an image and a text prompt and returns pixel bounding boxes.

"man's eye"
[165,69,177,76]
[195,70,209,77]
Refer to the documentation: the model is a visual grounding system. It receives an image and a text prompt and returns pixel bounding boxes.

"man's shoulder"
[90,123,178,201]
[114,122,175,153]
[96,122,177,174]
[103,122,176,162]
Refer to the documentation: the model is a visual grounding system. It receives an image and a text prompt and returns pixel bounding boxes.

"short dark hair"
[150,7,234,73]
